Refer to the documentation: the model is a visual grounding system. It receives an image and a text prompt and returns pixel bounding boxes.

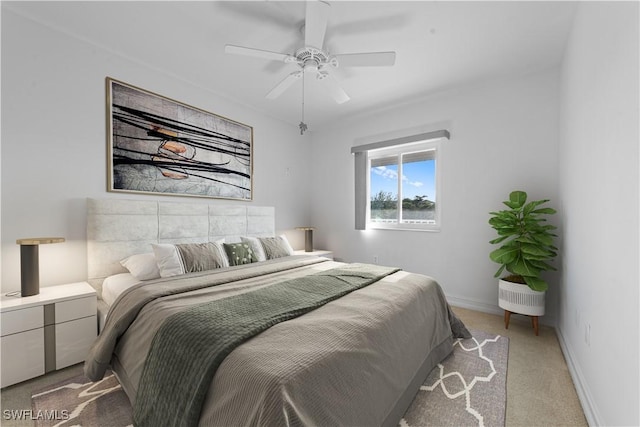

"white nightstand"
[0,282,97,388]
[293,249,334,260]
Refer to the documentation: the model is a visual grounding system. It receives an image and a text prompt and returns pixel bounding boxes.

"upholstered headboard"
[86,198,275,291]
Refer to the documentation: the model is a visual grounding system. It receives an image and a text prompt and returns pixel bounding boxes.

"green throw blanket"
[133,263,400,427]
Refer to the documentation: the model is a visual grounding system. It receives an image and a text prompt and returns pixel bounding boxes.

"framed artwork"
[106,77,252,200]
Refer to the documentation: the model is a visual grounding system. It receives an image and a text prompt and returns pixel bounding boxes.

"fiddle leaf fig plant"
[488,190,558,292]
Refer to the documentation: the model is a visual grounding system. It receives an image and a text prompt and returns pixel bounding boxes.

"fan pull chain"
[299,70,308,135]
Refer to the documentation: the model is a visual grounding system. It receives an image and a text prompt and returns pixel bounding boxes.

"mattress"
[85,255,468,426]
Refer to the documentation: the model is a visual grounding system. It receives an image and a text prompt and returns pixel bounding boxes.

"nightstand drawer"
[56,296,97,323]
[56,316,97,369]
[1,328,45,387]
[1,306,43,336]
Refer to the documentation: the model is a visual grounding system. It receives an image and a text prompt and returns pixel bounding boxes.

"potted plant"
[488,190,557,330]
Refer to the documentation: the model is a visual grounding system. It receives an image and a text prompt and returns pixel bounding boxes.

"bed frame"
[86,198,275,295]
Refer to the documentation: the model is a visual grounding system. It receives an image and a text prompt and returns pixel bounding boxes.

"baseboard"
[445,293,556,326]
[446,294,503,316]
[555,327,602,426]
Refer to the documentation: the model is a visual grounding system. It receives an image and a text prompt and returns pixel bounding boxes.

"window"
[352,129,449,231]
[369,144,437,228]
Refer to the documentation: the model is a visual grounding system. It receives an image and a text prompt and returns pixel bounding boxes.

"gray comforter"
[85,256,468,427]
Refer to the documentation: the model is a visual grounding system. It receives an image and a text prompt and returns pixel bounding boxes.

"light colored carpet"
[452,307,587,426]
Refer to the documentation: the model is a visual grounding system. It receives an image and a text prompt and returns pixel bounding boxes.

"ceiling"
[5,1,578,130]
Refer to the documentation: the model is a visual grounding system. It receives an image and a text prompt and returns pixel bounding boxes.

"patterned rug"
[32,330,507,427]
[401,329,509,427]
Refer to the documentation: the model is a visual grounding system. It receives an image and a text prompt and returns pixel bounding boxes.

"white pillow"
[240,236,267,262]
[120,253,161,281]
[151,241,229,278]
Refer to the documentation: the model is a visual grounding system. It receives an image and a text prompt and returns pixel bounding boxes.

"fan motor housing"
[294,47,332,70]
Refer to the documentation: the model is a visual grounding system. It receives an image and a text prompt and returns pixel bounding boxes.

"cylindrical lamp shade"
[295,227,315,252]
[16,237,65,297]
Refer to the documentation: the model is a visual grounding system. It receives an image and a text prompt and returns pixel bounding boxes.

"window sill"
[367,224,441,232]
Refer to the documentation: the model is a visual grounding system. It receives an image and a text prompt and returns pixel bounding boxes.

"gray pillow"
[259,236,294,259]
[152,242,228,278]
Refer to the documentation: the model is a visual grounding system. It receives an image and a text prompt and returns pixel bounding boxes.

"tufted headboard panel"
[86,198,275,292]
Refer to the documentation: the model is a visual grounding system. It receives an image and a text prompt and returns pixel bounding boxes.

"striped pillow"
[151,242,229,278]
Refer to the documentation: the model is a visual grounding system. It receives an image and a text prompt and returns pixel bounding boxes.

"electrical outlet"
[584,323,591,346]
[373,256,378,264]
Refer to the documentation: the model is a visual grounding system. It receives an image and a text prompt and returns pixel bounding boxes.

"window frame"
[351,129,449,232]
[366,140,441,231]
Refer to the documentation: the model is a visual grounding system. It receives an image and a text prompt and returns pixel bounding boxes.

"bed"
[83,198,469,427]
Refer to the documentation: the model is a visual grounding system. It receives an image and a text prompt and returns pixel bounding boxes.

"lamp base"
[304,229,313,252]
[20,245,40,297]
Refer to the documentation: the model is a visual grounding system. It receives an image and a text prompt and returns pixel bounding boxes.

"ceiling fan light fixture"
[224,0,396,128]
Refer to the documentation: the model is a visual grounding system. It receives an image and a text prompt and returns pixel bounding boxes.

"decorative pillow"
[151,242,229,278]
[120,253,161,281]
[258,235,294,260]
[223,242,258,266]
[240,236,267,262]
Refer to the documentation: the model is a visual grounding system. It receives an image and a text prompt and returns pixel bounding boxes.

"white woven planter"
[498,279,545,316]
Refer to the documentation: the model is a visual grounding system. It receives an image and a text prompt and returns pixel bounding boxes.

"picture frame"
[106,77,253,200]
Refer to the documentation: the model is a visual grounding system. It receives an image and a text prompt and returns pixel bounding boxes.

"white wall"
[0,8,312,292]
[558,2,639,426]
[310,69,561,320]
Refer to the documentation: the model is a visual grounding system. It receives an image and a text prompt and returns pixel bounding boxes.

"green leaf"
[524,276,548,292]
[489,235,509,244]
[522,251,555,259]
[523,200,548,216]
[509,191,527,207]
[494,264,506,278]
[496,227,519,236]
[507,257,541,277]
[532,207,556,215]
[503,200,521,209]
[528,260,557,272]
[531,234,554,246]
[521,243,553,257]
[490,247,519,264]
[489,217,515,228]
[515,236,538,244]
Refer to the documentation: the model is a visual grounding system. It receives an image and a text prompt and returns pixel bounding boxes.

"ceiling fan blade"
[334,52,396,67]
[321,74,350,104]
[225,44,294,63]
[305,1,330,49]
[266,71,302,100]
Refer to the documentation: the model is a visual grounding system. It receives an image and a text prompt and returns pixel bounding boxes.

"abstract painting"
[107,78,252,200]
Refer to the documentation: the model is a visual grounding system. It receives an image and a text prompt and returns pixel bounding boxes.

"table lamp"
[295,227,315,252]
[16,237,65,297]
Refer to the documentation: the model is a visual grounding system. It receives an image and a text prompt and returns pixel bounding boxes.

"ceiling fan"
[224,0,396,105]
